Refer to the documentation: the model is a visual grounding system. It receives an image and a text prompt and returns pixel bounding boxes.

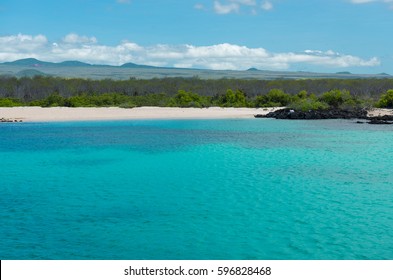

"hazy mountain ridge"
[0,58,391,80]
[4,58,56,67]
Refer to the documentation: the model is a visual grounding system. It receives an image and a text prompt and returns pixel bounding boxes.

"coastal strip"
[0,106,280,122]
[255,107,393,124]
[1,117,23,122]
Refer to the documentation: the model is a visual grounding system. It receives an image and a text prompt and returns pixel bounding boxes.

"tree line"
[1,76,393,110]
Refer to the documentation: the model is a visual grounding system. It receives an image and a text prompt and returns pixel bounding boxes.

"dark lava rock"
[256,108,393,125]
[368,115,393,121]
[257,108,368,120]
[0,118,23,123]
[368,119,393,125]
[367,114,393,125]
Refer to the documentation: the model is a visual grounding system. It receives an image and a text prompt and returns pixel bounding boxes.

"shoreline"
[1,106,392,123]
[0,106,281,122]
[256,107,393,124]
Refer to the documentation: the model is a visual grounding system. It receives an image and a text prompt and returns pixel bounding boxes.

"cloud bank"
[0,33,380,71]
[349,0,393,8]
[207,0,393,15]
[200,0,273,14]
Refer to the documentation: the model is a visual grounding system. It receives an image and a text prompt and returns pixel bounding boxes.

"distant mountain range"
[0,58,391,80]
[2,58,158,69]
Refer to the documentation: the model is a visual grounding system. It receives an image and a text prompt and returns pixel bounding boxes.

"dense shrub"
[319,89,355,108]
[131,93,168,107]
[168,90,210,108]
[289,99,329,112]
[376,89,393,108]
[119,102,137,109]
[254,89,291,107]
[215,89,248,107]
[0,98,23,107]
[35,93,66,107]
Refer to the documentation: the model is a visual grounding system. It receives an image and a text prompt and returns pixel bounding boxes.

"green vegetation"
[289,92,329,111]
[29,92,167,108]
[1,76,393,110]
[289,99,329,112]
[319,89,356,108]
[255,89,291,107]
[0,97,23,107]
[3,88,382,112]
[376,90,393,108]
[215,89,248,107]
[168,90,211,108]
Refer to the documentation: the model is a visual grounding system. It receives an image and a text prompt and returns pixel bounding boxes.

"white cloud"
[235,0,257,5]
[0,33,381,71]
[213,0,273,14]
[0,34,47,52]
[214,1,240,14]
[62,33,97,44]
[261,1,273,10]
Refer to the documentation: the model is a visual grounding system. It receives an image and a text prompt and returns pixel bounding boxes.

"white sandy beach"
[0,106,280,122]
[2,106,392,122]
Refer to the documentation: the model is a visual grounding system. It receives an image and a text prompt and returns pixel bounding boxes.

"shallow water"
[1,119,392,259]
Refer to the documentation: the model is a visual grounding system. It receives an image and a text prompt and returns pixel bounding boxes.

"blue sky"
[1,0,393,73]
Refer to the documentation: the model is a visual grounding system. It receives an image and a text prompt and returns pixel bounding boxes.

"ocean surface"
[1,119,392,260]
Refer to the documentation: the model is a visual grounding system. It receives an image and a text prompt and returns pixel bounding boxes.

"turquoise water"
[1,119,393,260]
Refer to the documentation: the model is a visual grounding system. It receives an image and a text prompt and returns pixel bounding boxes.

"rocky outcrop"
[255,108,368,120]
[368,119,393,125]
[255,108,393,125]
[1,118,23,123]
[367,115,393,125]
